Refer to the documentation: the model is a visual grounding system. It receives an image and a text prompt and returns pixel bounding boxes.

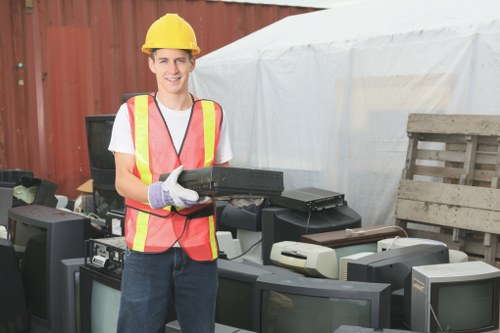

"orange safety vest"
[124,94,222,261]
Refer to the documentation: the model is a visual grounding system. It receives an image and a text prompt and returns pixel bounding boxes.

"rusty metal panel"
[0,0,318,198]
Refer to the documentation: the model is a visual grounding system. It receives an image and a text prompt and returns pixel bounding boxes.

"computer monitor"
[216,259,300,331]
[261,206,361,265]
[7,205,90,333]
[85,114,124,218]
[347,244,449,329]
[253,274,391,332]
[411,261,500,333]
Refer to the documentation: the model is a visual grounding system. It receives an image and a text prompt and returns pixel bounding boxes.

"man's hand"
[148,165,202,209]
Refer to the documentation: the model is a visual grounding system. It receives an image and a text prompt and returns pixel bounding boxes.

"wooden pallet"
[395,113,500,264]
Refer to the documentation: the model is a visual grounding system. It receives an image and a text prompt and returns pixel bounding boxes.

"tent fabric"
[190,0,500,226]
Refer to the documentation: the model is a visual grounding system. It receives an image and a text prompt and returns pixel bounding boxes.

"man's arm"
[114,152,149,203]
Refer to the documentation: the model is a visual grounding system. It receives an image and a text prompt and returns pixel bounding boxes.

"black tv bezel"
[85,114,116,173]
[79,265,121,333]
[252,273,391,332]
[429,277,500,333]
[7,205,89,333]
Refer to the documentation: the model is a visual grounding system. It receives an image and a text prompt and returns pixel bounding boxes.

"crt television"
[411,260,500,333]
[216,259,301,331]
[79,265,121,333]
[85,114,124,217]
[347,244,449,291]
[253,274,391,332]
[261,206,361,265]
[7,205,90,333]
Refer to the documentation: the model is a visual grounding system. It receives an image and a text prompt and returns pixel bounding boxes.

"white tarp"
[190,0,500,226]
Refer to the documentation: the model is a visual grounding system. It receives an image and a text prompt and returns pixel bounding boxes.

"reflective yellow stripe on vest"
[133,95,152,252]
[208,215,217,260]
[201,100,216,167]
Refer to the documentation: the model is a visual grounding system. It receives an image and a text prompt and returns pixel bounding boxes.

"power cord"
[344,225,408,238]
[228,238,262,261]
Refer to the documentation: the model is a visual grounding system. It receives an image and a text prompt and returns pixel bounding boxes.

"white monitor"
[411,261,500,333]
[338,252,375,281]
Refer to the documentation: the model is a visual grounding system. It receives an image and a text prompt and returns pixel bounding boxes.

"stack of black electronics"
[261,187,362,265]
[0,238,29,333]
[85,237,127,279]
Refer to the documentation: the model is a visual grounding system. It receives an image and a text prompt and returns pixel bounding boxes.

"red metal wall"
[0,0,317,198]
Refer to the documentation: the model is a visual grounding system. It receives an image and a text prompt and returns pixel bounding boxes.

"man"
[108,13,232,333]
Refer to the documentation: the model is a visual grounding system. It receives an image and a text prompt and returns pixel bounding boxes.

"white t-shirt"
[108,97,233,164]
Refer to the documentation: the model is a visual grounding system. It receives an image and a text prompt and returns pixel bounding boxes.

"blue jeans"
[117,247,218,333]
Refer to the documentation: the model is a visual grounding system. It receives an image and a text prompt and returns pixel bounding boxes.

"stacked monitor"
[411,260,500,333]
[79,265,122,333]
[253,274,391,332]
[261,206,361,265]
[216,259,301,331]
[85,114,124,218]
[7,205,90,333]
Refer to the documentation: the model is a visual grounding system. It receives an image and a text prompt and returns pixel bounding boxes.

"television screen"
[411,261,500,333]
[79,265,121,333]
[7,205,90,333]
[216,259,301,331]
[253,274,391,332]
[85,114,116,171]
[261,206,361,265]
[85,114,125,218]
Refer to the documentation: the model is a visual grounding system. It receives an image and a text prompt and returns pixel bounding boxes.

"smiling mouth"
[166,76,181,82]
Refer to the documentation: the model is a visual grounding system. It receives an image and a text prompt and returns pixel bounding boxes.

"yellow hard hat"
[141,13,200,55]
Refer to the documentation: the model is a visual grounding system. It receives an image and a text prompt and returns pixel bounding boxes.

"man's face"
[148,48,195,96]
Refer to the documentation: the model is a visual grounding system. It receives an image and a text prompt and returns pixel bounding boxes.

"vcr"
[160,166,284,199]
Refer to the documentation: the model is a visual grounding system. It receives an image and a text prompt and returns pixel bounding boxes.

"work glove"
[229,197,265,208]
[148,165,210,210]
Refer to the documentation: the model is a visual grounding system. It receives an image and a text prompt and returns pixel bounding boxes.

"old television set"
[79,265,121,333]
[411,261,500,333]
[347,244,449,329]
[216,259,301,331]
[61,257,85,333]
[85,114,124,218]
[253,274,391,332]
[7,205,90,333]
[80,263,176,333]
[261,206,361,265]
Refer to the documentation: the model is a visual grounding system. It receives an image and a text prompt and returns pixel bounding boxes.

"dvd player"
[270,187,345,212]
[159,166,283,199]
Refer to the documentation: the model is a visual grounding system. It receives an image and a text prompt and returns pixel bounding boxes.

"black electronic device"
[0,238,29,333]
[79,265,122,333]
[253,274,391,332]
[159,166,284,198]
[105,209,125,236]
[0,169,33,188]
[347,244,449,329]
[85,237,126,279]
[85,114,124,218]
[7,205,90,333]
[261,206,361,265]
[270,187,345,212]
[61,257,85,333]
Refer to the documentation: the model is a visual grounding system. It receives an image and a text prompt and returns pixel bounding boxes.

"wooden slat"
[398,179,500,211]
[407,113,500,136]
[395,199,500,234]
